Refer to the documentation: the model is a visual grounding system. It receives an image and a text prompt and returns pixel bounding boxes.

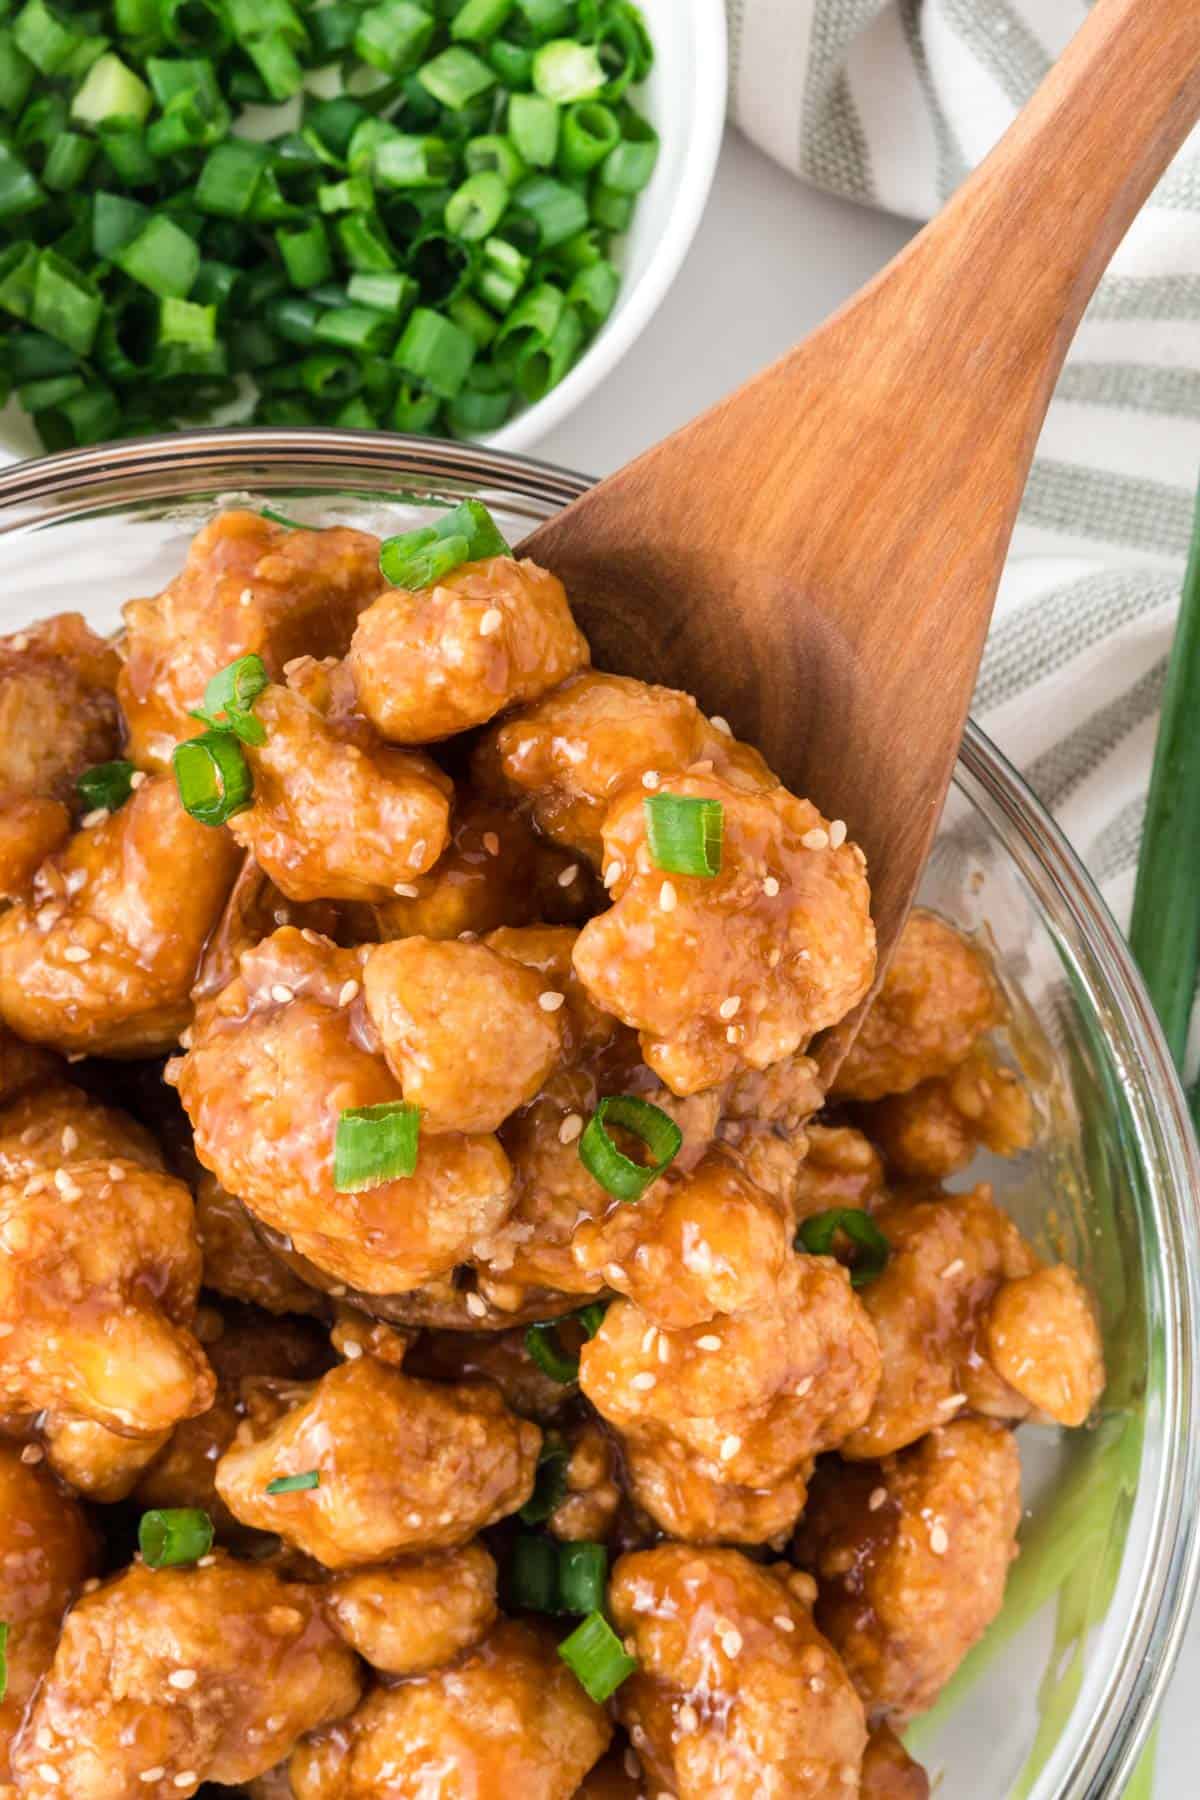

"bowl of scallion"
[0,0,726,458]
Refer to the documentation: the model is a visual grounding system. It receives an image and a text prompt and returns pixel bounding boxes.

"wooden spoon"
[520,0,1200,1073]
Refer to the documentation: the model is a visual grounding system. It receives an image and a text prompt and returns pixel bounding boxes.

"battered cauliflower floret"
[0,1157,213,1439]
[796,1418,1022,1723]
[844,1184,1104,1458]
[0,1081,164,1183]
[621,1437,814,1546]
[791,1122,886,1226]
[363,936,564,1134]
[229,667,452,904]
[0,773,241,1057]
[473,670,773,865]
[194,1173,326,1318]
[172,927,514,1295]
[215,1351,540,1568]
[349,792,591,944]
[573,771,876,1095]
[349,554,589,743]
[191,851,344,1007]
[547,1421,622,1543]
[38,1416,171,1505]
[580,1256,881,1543]
[985,1262,1106,1427]
[833,911,1000,1102]
[12,1552,362,1799]
[861,1042,1034,1180]
[0,612,121,896]
[119,509,381,769]
[291,1619,610,1800]
[610,1546,867,1799]
[862,1726,931,1800]
[0,1442,96,1783]
[325,1542,498,1674]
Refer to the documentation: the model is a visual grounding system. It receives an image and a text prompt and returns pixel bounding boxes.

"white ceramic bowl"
[0,2,728,464]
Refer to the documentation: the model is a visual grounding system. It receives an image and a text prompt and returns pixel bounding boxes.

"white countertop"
[530,124,1199,1796]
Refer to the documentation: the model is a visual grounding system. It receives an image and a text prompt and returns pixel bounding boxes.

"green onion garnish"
[138,1507,215,1569]
[558,1541,607,1616]
[76,758,136,814]
[643,793,724,879]
[531,38,605,103]
[557,1610,637,1703]
[509,1532,558,1612]
[260,506,307,529]
[172,730,253,828]
[524,1302,606,1384]
[796,1208,891,1288]
[519,1434,570,1525]
[189,651,269,744]
[334,1101,421,1193]
[0,1622,7,1703]
[379,498,510,589]
[578,1094,682,1202]
[265,1470,320,1494]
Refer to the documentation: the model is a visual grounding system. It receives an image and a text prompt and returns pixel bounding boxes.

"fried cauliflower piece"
[194,1173,326,1317]
[0,1081,164,1183]
[844,1185,1104,1459]
[349,554,589,743]
[39,1416,171,1505]
[229,668,452,904]
[792,1122,886,1226]
[0,613,121,896]
[473,670,772,865]
[363,936,563,1134]
[0,1157,212,1438]
[547,1421,622,1543]
[216,1351,540,1569]
[349,792,591,944]
[796,1419,1022,1723]
[580,1256,880,1543]
[192,851,344,1007]
[0,1442,96,1783]
[0,773,241,1057]
[862,1726,931,1800]
[291,1619,610,1800]
[573,770,875,1095]
[12,1552,362,1799]
[325,1542,498,1675]
[172,927,514,1294]
[119,510,381,769]
[833,911,1000,1102]
[610,1547,867,1799]
[861,1042,1034,1180]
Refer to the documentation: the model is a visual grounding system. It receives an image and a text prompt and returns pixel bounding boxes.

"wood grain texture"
[519,0,1200,1077]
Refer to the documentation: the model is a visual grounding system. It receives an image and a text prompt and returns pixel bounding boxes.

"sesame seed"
[465,1293,487,1319]
[709,715,732,736]
[659,880,677,913]
[677,1703,699,1733]
[196,1556,215,1568]
[20,1444,43,1464]
[641,770,660,790]
[631,1372,657,1391]
[605,1263,625,1283]
[829,819,848,848]
[342,1340,363,1360]
[406,1512,423,1527]
[767,947,781,968]
[801,828,829,850]
[270,985,294,1005]
[603,860,623,889]
[108,1163,125,1181]
[240,587,254,605]
[54,1170,81,1201]
[773,1614,795,1632]
[62,945,90,963]
[557,863,579,887]
[60,1126,78,1154]
[36,1769,60,1786]
[657,1335,670,1363]
[175,1775,198,1790]
[36,905,61,931]
[338,980,360,1007]
[930,1523,949,1556]
[130,770,148,789]
[725,1025,741,1044]
[719,1627,743,1658]
[763,875,780,897]
[719,1434,741,1462]
[139,1772,165,1785]
[641,1325,658,1353]
[940,1258,966,1280]
[393,882,419,898]
[538,990,565,1012]
[941,1392,968,1411]
[697,1334,722,1351]
[482,832,500,856]
[168,1669,197,1690]
[793,1375,814,1398]
[558,1112,583,1145]
[65,867,87,895]
[479,607,503,637]
[718,995,741,1020]
[9,634,27,651]
[81,808,109,829]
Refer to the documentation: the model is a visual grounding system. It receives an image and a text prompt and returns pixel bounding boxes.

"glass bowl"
[0,428,1197,1799]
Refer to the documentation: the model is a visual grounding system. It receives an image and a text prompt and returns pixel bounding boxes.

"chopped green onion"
[190,651,269,740]
[355,0,435,75]
[643,793,724,878]
[392,381,440,432]
[475,234,529,312]
[172,730,253,827]
[194,138,270,216]
[314,305,393,354]
[71,51,152,125]
[77,759,137,812]
[308,2,360,59]
[379,497,509,587]
[260,506,305,528]
[451,0,515,42]
[275,219,331,291]
[138,1507,215,1568]
[374,133,455,190]
[0,1622,7,1703]
[513,173,587,248]
[445,169,508,241]
[559,1542,607,1616]
[558,1610,637,1703]
[559,100,619,175]
[159,296,216,350]
[516,0,572,37]
[508,91,558,167]
[591,183,633,233]
[464,132,526,186]
[516,301,581,401]
[243,31,304,102]
[796,1208,891,1288]
[265,1469,320,1494]
[602,115,659,195]
[486,35,533,87]
[392,304,475,398]
[0,33,35,117]
[568,259,619,330]
[336,213,398,274]
[518,1433,569,1524]
[418,45,496,111]
[449,293,500,349]
[576,1301,608,1338]
[114,215,199,300]
[578,1093,681,1202]
[18,371,85,412]
[31,251,102,353]
[12,0,78,77]
[510,1532,558,1611]
[334,1100,421,1191]
[533,38,604,104]
[525,1317,581,1384]
[0,141,42,220]
[347,270,417,316]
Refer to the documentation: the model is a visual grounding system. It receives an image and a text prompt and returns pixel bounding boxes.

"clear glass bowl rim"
[1,425,1198,1799]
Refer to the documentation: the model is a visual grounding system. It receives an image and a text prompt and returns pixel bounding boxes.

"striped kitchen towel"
[727,0,1200,934]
